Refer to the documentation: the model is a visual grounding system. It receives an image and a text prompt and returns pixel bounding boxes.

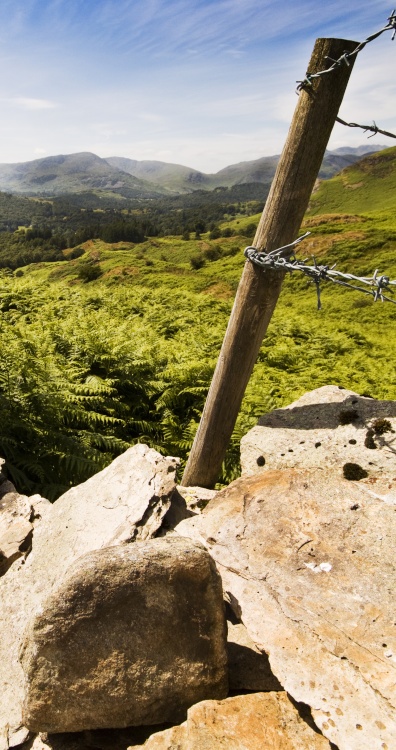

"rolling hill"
[0,152,166,198]
[308,145,396,214]
[107,145,386,194]
[0,145,386,198]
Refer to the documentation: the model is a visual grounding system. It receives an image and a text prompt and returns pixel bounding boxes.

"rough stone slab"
[0,445,178,750]
[176,468,396,750]
[0,491,51,576]
[129,692,331,749]
[21,537,227,733]
[241,386,396,503]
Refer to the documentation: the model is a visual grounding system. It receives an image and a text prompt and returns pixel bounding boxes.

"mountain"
[107,145,387,193]
[0,145,388,198]
[106,157,210,193]
[308,145,396,215]
[331,145,387,157]
[0,152,166,197]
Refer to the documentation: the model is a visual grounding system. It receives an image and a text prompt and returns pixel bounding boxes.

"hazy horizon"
[0,143,389,175]
[0,1,394,172]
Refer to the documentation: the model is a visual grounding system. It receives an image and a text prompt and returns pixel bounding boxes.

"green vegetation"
[0,147,395,500]
[0,188,262,270]
[308,146,396,215]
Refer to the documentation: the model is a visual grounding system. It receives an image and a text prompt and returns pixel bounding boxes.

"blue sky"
[0,0,394,171]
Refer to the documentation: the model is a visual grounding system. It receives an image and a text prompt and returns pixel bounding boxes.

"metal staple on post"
[244,234,396,310]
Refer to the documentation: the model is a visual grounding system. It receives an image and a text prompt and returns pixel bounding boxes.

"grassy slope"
[18,207,396,405]
[308,146,396,214]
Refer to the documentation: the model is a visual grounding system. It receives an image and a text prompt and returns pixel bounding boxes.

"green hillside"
[106,146,384,194]
[308,146,396,214]
[0,193,395,499]
[0,153,165,197]
[0,146,384,200]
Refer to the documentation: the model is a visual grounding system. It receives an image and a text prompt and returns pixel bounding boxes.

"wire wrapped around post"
[244,233,396,310]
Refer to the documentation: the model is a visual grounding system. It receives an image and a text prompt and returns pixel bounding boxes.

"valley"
[0,146,395,499]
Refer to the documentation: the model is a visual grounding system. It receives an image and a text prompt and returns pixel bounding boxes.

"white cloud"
[11,97,57,110]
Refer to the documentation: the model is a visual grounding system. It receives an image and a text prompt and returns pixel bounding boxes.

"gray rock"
[241,386,396,503]
[176,468,396,750]
[0,445,178,749]
[21,537,228,733]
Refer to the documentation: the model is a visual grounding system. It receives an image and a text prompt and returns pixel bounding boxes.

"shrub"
[221,227,233,237]
[78,263,102,282]
[223,245,241,257]
[190,255,205,270]
[243,222,258,238]
[68,247,85,260]
[203,247,222,261]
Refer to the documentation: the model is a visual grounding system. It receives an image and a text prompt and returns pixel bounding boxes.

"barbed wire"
[296,10,396,93]
[244,233,396,310]
[335,117,396,139]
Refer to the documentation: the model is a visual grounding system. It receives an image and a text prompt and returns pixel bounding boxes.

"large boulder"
[0,445,178,750]
[20,537,228,733]
[176,468,396,750]
[241,385,396,503]
[129,692,332,749]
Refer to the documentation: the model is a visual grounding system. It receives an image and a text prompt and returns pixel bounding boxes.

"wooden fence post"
[182,37,358,488]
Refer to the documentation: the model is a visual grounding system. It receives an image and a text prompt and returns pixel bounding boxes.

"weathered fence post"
[182,37,358,488]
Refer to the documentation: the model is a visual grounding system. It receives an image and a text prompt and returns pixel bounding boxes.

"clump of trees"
[0,187,265,269]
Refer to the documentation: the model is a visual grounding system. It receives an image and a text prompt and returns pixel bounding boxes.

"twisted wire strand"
[335,116,396,139]
[296,10,396,93]
[244,233,396,310]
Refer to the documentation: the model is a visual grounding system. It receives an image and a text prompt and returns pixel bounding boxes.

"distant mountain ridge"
[0,145,387,197]
[0,152,164,198]
[106,146,387,194]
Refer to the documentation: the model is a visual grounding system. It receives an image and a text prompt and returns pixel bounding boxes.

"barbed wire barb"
[296,10,396,93]
[244,233,396,310]
[335,116,396,139]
